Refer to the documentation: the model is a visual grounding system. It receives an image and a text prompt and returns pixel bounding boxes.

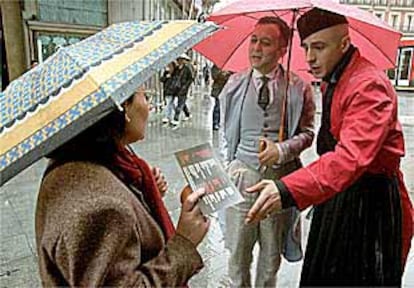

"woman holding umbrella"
[35,87,209,287]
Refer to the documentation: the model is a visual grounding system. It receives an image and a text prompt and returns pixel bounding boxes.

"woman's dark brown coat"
[35,161,203,287]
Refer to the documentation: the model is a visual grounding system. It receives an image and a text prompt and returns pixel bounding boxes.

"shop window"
[35,32,87,62]
[390,14,400,30]
[399,49,413,81]
[405,15,414,33]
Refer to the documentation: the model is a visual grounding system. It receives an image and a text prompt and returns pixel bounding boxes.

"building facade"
[0,0,197,91]
[340,0,414,88]
[0,6,7,90]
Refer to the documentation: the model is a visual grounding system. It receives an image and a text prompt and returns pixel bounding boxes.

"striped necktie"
[258,76,270,110]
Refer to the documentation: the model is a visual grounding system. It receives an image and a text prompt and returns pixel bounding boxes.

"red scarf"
[113,146,175,240]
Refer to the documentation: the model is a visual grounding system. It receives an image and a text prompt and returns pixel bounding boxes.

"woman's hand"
[152,167,168,197]
[176,188,210,247]
[180,185,192,204]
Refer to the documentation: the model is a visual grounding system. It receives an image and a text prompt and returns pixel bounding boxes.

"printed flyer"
[175,143,243,214]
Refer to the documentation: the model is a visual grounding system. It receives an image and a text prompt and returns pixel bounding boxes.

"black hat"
[297,8,348,41]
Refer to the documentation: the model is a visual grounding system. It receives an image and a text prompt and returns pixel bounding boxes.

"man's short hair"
[256,16,291,48]
[297,8,348,41]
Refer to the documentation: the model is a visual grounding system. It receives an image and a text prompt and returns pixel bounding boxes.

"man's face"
[301,26,348,79]
[249,24,286,74]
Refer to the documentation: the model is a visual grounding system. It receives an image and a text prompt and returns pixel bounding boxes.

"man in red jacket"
[245,8,413,286]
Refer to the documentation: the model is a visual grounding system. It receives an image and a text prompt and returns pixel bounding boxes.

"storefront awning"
[400,39,414,47]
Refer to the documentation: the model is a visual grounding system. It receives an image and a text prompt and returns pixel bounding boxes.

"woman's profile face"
[123,88,149,144]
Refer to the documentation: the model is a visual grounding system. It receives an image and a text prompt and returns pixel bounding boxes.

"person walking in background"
[35,87,210,287]
[160,61,178,125]
[203,64,210,87]
[171,53,194,130]
[245,8,413,287]
[210,64,231,131]
[193,60,201,86]
[218,16,315,287]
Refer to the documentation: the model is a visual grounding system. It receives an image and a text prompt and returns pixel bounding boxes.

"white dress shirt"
[252,66,280,107]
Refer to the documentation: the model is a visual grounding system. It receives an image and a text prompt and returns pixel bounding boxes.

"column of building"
[0,0,26,84]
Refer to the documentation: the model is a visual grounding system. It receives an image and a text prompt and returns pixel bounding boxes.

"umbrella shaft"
[279,9,298,143]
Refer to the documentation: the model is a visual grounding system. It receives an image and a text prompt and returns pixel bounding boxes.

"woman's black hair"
[47,96,134,164]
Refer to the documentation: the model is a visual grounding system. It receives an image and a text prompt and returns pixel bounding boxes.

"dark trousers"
[213,97,220,127]
[174,95,190,121]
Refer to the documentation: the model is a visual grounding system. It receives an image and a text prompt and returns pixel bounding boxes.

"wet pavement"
[0,85,413,287]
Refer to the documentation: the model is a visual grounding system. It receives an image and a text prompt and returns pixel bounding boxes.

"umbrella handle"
[279,9,298,143]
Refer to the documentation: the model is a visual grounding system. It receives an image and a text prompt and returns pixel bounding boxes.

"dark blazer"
[161,69,179,96]
[176,64,193,97]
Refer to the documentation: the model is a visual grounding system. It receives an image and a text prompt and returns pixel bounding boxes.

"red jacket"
[282,50,413,264]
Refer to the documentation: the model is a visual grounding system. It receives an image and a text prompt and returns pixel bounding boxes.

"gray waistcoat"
[220,66,305,163]
[235,77,282,170]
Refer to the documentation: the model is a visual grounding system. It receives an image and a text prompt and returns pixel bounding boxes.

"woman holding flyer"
[35,87,209,287]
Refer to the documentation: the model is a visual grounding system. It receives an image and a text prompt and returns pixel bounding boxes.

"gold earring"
[125,114,131,123]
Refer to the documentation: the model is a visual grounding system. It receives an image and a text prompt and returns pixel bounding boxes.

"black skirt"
[300,173,403,287]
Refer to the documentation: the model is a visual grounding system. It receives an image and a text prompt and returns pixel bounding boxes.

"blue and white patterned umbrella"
[0,20,218,186]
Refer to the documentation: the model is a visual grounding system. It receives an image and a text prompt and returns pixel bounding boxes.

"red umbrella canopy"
[195,0,401,81]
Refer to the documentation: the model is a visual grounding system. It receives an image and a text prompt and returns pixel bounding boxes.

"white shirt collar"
[252,65,279,81]
[251,66,280,107]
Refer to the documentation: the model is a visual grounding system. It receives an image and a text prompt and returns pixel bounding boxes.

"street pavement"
[0,85,413,287]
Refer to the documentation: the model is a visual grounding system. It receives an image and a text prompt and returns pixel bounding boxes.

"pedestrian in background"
[171,53,194,129]
[193,60,201,86]
[203,64,210,87]
[210,64,231,131]
[219,16,315,287]
[35,87,209,287]
[246,8,413,287]
[160,61,178,125]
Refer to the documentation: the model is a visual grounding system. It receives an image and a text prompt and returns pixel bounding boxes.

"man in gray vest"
[218,16,315,287]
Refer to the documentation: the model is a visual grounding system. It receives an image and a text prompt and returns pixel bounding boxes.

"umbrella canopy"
[0,20,218,186]
[194,0,401,80]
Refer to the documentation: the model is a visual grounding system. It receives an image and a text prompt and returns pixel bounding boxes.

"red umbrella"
[195,0,402,140]
[195,0,401,78]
